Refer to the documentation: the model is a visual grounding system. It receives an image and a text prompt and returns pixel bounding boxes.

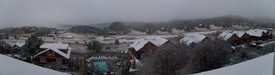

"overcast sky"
[0,0,274,27]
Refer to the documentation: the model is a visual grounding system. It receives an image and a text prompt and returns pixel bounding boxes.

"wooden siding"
[240,33,251,43]
[32,50,69,69]
[228,34,241,45]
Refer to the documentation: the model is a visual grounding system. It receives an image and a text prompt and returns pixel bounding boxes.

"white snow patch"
[194,53,274,75]
[0,54,69,75]
[258,41,275,47]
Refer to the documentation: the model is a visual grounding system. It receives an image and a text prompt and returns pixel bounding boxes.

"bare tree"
[189,39,232,73]
[141,42,191,75]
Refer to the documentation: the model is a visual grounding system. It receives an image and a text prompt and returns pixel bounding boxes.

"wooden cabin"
[9,42,25,53]
[128,37,168,59]
[246,29,270,41]
[32,42,71,70]
[129,41,157,59]
[218,32,241,45]
[233,31,252,43]
[180,33,210,48]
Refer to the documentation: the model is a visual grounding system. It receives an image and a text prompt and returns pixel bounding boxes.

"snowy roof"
[232,31,246,38]
[6,41,25,47]
[129,38,151,51]
[14,41,25,47]
[35,42,71,59]
[218,32,234,41]
[0,54,69,75]
[129,37,168,51]
[194,53,273,75]
[40,41,69,49]
[246,29,268,37]
[147,37,168,47]
[180,33,207,46]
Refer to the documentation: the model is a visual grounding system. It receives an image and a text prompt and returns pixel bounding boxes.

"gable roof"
[14,42,25,47]
[146,37,168,47]
[0,54,69,75]
[180,33,207,46]
[246,29,268,37]
[129,38,150,51]
[218,32,235,41]
[34,42,71,59]
[232,31,246,38]
[129,37,168,51]
[7,41,25,47]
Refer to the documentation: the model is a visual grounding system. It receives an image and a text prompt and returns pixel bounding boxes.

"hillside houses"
[180,33,210,48]
[246,29,271,40]
[128,37,168,59]
[32,42,72,70]
[218,29,272,45]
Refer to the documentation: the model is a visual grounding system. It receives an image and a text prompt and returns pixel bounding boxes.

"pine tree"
[20,35,43,61]
[87,41,102,54]
[115,39,120,45]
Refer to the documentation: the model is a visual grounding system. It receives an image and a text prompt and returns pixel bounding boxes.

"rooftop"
[246,29,268,37]
[129,37,168,51]
[35,41,71,59]
[180,33,207,46]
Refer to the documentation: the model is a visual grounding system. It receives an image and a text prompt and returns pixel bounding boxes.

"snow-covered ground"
[0,54,69,75]
[184,31,217,35]
[259,41,275,47]
[194,52,274,75]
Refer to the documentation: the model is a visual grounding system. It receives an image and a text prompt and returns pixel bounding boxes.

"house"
[6,41,25,53]
[128,37,168,59]
[218,32,241,45]
[232,31,251,43]
[246,29,269,41]
[32,42,72,70]
[13,42,25,52]
[180,33,210,48]
[128,39,156,59]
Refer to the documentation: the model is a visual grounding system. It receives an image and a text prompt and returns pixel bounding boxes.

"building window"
[56,58,62,63]
[47,51,55,56]
[40,58,46,63]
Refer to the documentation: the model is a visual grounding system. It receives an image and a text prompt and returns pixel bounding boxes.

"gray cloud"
[0,0,274,27]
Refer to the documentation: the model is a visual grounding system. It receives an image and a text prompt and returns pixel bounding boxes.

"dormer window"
[47,51,55,56]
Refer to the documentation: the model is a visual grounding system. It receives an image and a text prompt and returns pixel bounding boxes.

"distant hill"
[68,25,102,34]
[122,15,274,34]
[0,26,57,37]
